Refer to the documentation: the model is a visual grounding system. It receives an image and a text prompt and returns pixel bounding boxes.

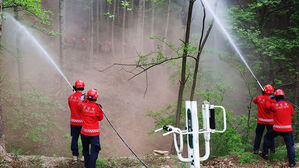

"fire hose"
[98,104,149,168]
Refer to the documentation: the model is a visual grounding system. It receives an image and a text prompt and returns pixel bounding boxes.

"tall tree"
[111,0,116,57]
[163,0,171,50]
[59,0,64,86]
[151,1,155,48]
[189,0,214,101]
[174,0,195,128]
[96,0,99,54]
[296,57,299,105]
[14,5,24,106]
[0,0,3,147]
[122,1,127,58]
[90,0,94,61]
[141,0,145,52]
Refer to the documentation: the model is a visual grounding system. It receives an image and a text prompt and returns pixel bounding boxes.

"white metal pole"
[200,102,211,161]
[191,101,200,168]
[185,101,195,168]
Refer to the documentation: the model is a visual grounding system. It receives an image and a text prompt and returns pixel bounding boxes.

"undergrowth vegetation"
[1,80,66,155]
[147,81,298,165]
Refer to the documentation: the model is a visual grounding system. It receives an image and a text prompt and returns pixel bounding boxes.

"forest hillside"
[0,0,298,167]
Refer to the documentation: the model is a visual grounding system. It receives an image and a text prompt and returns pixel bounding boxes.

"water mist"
[201,0,263,90]
[5,13,73,89]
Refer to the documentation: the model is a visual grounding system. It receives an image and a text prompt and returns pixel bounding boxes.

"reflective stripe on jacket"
[270,101,294,131]
[81,128,100,133]
[68,92,83,126]
[71,119,83,123]
[253,94,275,125]
[80,100,103,136]
[257,117,274,123]
[273,125,292,129]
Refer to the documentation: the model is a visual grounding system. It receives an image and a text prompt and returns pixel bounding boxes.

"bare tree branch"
[128,55,196,80]
[144,71,148,97]
[275,82,296,89]
[97,63,138,72]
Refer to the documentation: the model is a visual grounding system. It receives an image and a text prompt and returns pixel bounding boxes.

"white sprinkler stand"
[155,101,226,168]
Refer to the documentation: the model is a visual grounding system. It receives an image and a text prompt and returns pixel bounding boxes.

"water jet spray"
[201,0,298,109]
[5,14,149,166]
[201,0,263,90]
[5,13,73,89]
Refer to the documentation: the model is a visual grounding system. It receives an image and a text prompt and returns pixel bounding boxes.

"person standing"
[253,84,276,154]
[261,89,296,167]
[80,89,103,168]
[68,80,85,161]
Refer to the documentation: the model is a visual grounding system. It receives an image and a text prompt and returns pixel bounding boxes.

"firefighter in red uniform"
[68,80,85,161]
[253,84,276,154]
[79,89,103,168]
[261,89,296,167]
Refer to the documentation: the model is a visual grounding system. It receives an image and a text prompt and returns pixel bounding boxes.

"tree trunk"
[163,0,171,49]
[151,1,155,48]
[59,0,64,87]
[111,0,116,57]
[129,0,134,44]
[137,0,145,52]
[99,0,103,24]
[90,0,94,61]
[14,6,23,106]
[96,0,99,55]
[296,56,299,105]
[175,0,195,128]
[0,0,4,146]
[122,6,126,58]
[172,0,195,154]
[190,0,214,101]
[246,98,253,143]
[116,0,120,25]
[141,0,145,52]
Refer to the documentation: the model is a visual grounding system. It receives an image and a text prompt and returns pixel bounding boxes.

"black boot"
[259,153,268,160]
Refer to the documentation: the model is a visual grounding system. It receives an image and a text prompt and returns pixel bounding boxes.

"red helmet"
[75,80,85,89]
[274,89,285,96]
[263,84,274,94]
[87,89,98,100]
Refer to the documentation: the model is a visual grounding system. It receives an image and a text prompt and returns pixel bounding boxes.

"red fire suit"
[253,95,275,124]
[268,100,294,131]
[80,100,103,136]
[68,91,83,125]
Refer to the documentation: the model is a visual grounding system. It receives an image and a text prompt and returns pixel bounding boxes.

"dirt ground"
[0,148,298,168]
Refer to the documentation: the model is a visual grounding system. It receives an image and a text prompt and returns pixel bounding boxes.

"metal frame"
[155,101,227,168]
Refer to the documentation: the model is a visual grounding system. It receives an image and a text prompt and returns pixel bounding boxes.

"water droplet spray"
[201,0,263,90]
[5,13,73,89]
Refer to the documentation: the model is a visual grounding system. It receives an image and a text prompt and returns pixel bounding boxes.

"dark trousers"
[81,134,101,168]
[262,131,295,164]
[254,123,275,152]
[71,125,83,156]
